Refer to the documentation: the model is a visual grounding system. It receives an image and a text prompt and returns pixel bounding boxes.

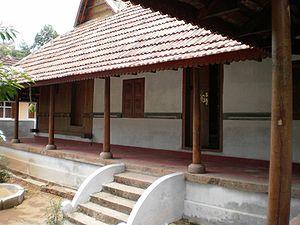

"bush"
[0,155,9,182]
[45,198,64,225]
[0,169,10,183]
[0,155,8,169]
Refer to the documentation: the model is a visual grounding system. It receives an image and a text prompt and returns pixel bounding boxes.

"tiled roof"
[18,2,266,84]
[1,55,19,66]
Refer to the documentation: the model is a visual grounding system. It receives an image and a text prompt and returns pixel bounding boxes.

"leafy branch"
[0,61,33,101]
[0,25,17,42]
[0,24,34,142]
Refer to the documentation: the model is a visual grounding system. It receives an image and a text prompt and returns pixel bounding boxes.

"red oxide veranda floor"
[6,136,300,189]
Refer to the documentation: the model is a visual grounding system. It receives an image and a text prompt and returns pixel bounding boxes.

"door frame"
[182,65,224,152]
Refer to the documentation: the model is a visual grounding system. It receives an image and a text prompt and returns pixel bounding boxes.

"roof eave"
[25,48,268,87]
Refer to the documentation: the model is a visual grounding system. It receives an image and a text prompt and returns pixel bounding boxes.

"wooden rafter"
[126,0,299,51]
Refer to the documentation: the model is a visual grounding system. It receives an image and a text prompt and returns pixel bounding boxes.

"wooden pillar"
[188,70,205,174]
[45,85,56,150]
[100,77,112,159]
[11,92,20,143]
[267,0,293,224]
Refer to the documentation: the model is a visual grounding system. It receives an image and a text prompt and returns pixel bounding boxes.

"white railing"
[119,172,185,225]
[61,163,125,213]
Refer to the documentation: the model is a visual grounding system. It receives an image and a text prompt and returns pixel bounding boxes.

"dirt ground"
[0,178,62,225]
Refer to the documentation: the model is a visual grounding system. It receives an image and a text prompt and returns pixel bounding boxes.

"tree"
[19,42,31,57]
[32,24,58,50]
[0,25,33,142]
[0,42,31,60]
[0,25,32,101]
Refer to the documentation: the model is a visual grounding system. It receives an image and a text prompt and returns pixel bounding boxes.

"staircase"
[65,171,158,225]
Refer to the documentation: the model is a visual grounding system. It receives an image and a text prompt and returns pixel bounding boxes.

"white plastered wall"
[91,59,300,162]
[215,58,300,162]
[92,70,183,150]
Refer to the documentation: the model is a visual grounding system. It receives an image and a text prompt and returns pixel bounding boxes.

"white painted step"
[102,182,144,201]
[79,202,129,224]
[114,172,158,189]
[65,212,108,225]
[90,191,135,214]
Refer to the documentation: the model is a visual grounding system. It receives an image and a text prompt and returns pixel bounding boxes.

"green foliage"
[29,102,36,113]
[0,169,10,183]
[19,41,31,56]
[45,198,64,225]
[0,43,31,60]
[0,61,33,101]
[32,25,58,50]
[0,25,34,144]
[0,156,9,183]
[0,25,34,102]
[0,25,17,42]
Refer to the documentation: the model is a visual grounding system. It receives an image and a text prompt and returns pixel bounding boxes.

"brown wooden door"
[196,67,210,148]
[183,65,221,150]
[71,81,85,126]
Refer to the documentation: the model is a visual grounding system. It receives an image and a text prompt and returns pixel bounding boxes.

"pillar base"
[100,151,113,159]
[45,144,57,150]
[188,163,206,174]
[11,139,20,144]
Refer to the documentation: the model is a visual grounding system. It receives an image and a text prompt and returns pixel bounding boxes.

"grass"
[0,155,10,183]
[45,198,65,225]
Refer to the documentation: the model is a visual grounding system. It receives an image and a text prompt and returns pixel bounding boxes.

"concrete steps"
[102,182,144,201]
[79,202,129,224]
[65,171,158,225]
[114,172,157,189]
[65,212,109,225]
[90,192,135,214]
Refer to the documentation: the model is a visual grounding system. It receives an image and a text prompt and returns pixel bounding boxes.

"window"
[122,78,145,118]
[0,102,13,119]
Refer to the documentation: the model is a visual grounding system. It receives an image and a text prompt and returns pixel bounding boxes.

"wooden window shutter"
[122,78,145,118]
[133,78,145,118]
[122,79,134,117]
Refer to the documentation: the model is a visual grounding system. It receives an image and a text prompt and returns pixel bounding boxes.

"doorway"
[183,65,223,150]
